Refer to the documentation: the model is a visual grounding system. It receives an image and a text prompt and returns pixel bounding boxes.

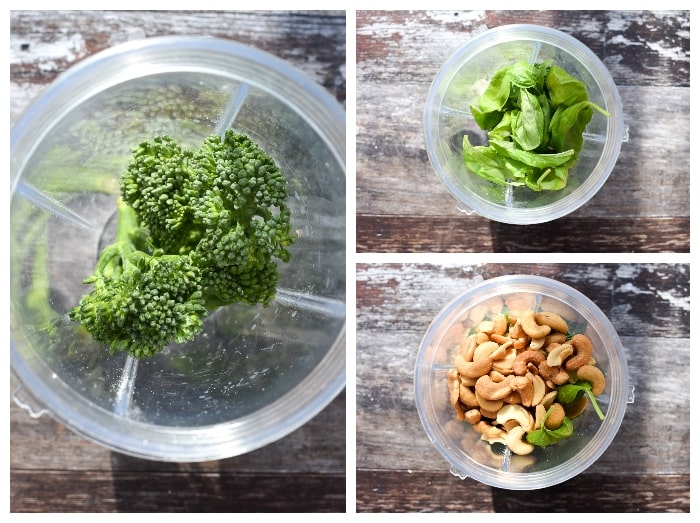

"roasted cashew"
[491,348,517,375]
[505,425,535,455]
[492,313,508,336]
[478,424,508,446]
[534,311,569,334]
[511,375,535,407]
[476,391,504,413]
[490,333,510,345]
[477,320,496,334]
[464,408,482,425]
[544,403,566,430]
[529,373,546,407]
[546,343,574,367]
[563,395,588,419]
[576,364,606,396]
[496,403,534,432]
[565,333,594,370]
[459,383,479,408]
[529,336,546,350]
[513,349,546,376]
[534,404,546,430]
[538,361,570,385]
[519,310,552,339]
[475,374,515,401]
[455,354,492,378]
[460,333,477,361]
[540,390,558,410]
[448,369,464,420]
[473,341,503,361]
[544,332,567,347]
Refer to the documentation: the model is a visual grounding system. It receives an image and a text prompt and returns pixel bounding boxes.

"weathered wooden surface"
[10,10,346,513]
[355,263,690,512]
[356,10,690,252]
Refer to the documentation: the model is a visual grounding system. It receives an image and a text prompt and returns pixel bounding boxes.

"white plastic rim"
[414,275,629,489]
[424,24,624,224]
[10,36,346,462]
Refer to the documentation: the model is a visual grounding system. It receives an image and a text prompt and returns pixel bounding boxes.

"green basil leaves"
[465,61,610,192]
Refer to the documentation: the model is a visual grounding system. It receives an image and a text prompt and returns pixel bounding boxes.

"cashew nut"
[513,349,546,376]
[455,354,492,378]
[475,374,515,401]
[491,348,517,375]
[540,390,558,410]
[476,391,503,414]
[460,333,477,361]
[459,383,479,408]
[565,333,594,370]
[448,369,464,420]
[563,395,588,419]
[576,364,606,396]
[519,310,552,339]
[544,403,566,430]
[538,361,570,385]
[546,343,574,367]
[529,373,546,407]
[505,425,535,455]
[534,404,547,430]
[529,336,546,350]
[477,320,496,334]
[464,408,482,425]
[492,313,508,336]
[479,425,508,446]
[473,421,505,444]
[544,332,567,347]
[511,375,534,407]
[534,311,569,334]
[496,404,534,432]
[474,341,506,360]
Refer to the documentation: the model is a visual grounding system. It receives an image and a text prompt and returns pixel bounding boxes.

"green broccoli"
[68,198,208,358]
[70,130,296,358]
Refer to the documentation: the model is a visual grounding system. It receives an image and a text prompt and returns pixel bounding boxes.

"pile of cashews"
[447,309,606,456]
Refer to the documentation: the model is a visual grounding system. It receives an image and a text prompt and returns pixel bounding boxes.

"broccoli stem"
[87,199,150,282]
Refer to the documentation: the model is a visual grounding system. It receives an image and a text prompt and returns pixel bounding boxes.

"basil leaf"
[504,60,538,89]
[526,427,555,448]
[491,138,575,169]
[512,89,544,151]
[462,135,513,187]
[549,101,594,153]
[557,382,591,403]
[546,65,589,106]
[546,416,574,440]
[463,136,530,186]
[488,111,513,141]
[463,61,609,192]
[469,104,503,131]
[478,66,511,113]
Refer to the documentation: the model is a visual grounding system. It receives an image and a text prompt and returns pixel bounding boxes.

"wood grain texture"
[356,10,690,252]
[10,10,346,514]
[356,471,690,513]
[355,263,690,512]
[10,10,346,123]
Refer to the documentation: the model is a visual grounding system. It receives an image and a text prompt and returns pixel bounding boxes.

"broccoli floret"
[120,136,202,254]
[188,132,295,305]
[69,198,208,358]
[70,130,295,358]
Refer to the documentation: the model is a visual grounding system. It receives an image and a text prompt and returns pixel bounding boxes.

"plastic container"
[10,36,346,461]
[414,275,630,489]
[424,24,625,224]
